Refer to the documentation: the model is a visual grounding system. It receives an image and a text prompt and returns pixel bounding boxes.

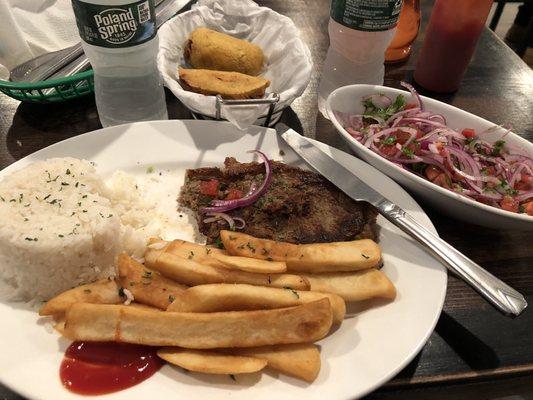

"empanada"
[184,28,264,76]
[179,68,270,100]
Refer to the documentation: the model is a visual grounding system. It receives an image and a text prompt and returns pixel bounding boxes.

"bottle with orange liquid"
[385,0,421,63]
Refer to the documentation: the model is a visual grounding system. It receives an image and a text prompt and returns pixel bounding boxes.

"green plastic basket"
[0,70,94,103]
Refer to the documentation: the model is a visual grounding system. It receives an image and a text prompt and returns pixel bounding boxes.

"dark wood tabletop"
[1,0,532,399]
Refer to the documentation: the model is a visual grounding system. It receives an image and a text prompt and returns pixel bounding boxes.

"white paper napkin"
[0,0,191,81]
[0,0,79,80]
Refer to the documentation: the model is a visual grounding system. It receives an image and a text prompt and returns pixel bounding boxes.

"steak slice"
[179,157,378,244]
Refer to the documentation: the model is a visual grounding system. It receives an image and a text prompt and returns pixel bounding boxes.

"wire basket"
[0,70,94,103]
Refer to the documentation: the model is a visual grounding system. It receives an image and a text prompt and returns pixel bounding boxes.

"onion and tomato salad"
[334,82,533,215]
[198,150,272,229]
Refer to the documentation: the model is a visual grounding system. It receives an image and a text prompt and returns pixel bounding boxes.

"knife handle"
[376,200,527,317]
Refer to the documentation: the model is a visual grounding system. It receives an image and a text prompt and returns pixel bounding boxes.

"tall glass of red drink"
[414,0,493,93]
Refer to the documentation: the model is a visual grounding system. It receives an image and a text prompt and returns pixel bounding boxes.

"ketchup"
[60,342,163,395]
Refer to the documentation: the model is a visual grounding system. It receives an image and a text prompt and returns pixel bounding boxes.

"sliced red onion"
[429,114,447,124]
[232,217,246,229]
[364,127,416,148]
[516,191,533,202]
[363,93,392,109]
[203,213,246,230]
[400,81,424,111]
[203,212,235,230]
[346,127,361,137]
[401,117,447,129]
[385,107,420,124]
[349,114,364,129]
[201,150,272,214]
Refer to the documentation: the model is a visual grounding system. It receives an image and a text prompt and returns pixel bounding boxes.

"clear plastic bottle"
[318,0,402,118]
[71,0,168,127]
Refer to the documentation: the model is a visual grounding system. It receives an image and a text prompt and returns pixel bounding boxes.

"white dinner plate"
[0,120,447,400]
[327,84,533,231]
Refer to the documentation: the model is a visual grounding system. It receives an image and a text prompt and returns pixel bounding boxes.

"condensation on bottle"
[72,0,168,127]
[318,0,402,119]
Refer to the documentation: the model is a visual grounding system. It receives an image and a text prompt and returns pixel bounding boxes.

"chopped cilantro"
[363,94,406,121]
[146,166,155,174]
[491,140,506,156]
[142,270,153,279]
[118,287,125,297]
[214,237,224,249]
[381,136,397,146]
[246,242,256,253]
[401,147,415,158]
[168,295,175,303]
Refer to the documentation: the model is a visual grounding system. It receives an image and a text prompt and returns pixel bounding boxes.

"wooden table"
[1,0,532,399]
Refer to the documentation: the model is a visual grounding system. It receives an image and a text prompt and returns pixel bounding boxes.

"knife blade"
[281,128,527,317]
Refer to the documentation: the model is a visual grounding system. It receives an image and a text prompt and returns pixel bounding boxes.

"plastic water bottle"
[317,0,402,118]
[71,0,168,127]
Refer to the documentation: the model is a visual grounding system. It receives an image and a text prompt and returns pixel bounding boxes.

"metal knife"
[281,129,527,317]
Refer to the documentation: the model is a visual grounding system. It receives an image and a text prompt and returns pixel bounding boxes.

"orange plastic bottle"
[385,0,421,63]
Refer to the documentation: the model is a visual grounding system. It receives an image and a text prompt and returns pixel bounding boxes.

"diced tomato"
[462,128,476,138]
[425,166,441,182]
[225,189,243,200]
[515,180,530,191]
[523,202,533,216]
[396,130,412,145]
[379,144,399,157]
[200,179,219,196]
[433,173,452,189]
[485,166,496,176]
[404,103,418,109]
[500,195,519,213]
[514,174,531,191]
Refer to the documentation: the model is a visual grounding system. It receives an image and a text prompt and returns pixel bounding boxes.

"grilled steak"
[179,157,378,244]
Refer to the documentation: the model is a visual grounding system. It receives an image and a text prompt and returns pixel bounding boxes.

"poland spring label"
[72,0,156,48]
[331,0,402,31]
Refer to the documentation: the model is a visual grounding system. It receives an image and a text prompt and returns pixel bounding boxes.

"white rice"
[0,158,197,302]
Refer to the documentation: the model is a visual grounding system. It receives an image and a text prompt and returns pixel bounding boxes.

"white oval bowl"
[326,84,533,231]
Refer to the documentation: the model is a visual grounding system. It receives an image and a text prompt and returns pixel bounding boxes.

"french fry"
[221,230,297,261]
[230,343,321,382]
[64,299,332,348]
[301,269,396,301]
[167,283,345,325]
[39,278,121,316]
[127,303,163,312]
[157,348,267,374]
[116,253,187,310]
[145,250,309,290]
[220,230,381,273]
[158,239,287,274]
